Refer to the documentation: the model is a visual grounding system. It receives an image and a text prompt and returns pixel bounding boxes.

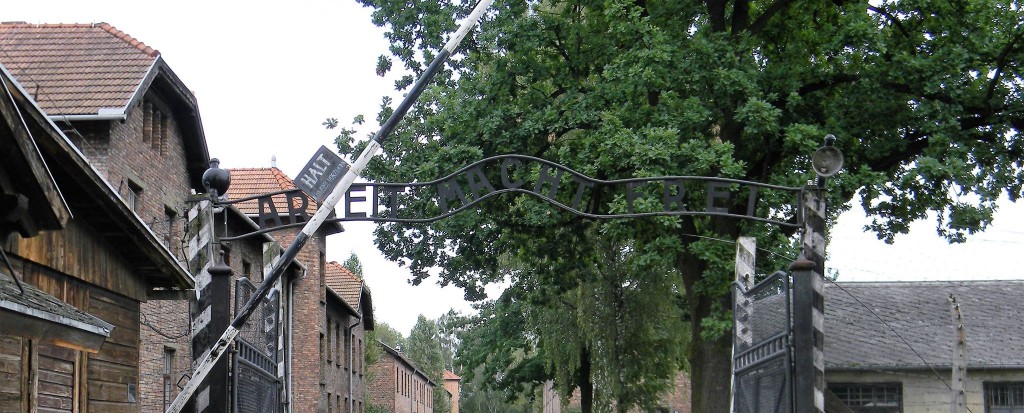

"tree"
[365,320,405,367]
[407,315,452,413]
[350,0,1024,411]
[343,251,364,277]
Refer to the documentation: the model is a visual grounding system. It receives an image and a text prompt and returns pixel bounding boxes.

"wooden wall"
[9,219,147,301]
[1,257,143,413]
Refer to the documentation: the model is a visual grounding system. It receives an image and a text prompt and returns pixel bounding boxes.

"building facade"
[0,51,195,413]
[325,261,375,413]
[368,342,437,413]
[825,280,1024,413]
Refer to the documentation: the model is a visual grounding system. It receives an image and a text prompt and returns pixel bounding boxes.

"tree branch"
[867,132,929,172]
[732,0,750,34]
[985,26,1024,106]
[706,0,727,32]
[748,0,795,34]
[867,5,911,39]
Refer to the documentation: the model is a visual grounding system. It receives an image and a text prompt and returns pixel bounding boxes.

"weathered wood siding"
[0,258,145,413]
[10,219,147,301]
[0,336,25,412]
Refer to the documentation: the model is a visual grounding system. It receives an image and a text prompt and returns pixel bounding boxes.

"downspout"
[347,317,361,413]
[286,272,300,413]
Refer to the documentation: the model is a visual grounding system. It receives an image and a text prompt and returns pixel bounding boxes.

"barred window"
[987,382,1024,413]
[828,382,902,413]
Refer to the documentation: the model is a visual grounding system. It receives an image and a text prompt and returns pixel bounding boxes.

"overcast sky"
[7,1,1023,334]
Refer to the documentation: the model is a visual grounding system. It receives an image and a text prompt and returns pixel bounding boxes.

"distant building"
[825,280,1024,413]
[443,371,461,413]
[368,342,438,413]
[325,261,375,413]
[228,167,344,413]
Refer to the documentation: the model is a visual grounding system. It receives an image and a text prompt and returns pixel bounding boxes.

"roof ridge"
[0,22,160,57]
[96,22,159,57]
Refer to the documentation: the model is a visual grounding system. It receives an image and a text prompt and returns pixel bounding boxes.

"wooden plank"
[87,400,137,413]
[89,341,139,366]
[86,359,137,385]
[87,380,130,403]
[14,221,146,301]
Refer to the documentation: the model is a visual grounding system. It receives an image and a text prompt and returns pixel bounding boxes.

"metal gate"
[733,270,792,413]
[232,278,281,413]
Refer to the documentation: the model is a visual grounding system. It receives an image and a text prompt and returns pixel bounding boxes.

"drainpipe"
[286,272,301,413]
[347,317,361,413]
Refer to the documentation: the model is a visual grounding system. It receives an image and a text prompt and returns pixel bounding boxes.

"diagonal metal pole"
[165,2,494,411]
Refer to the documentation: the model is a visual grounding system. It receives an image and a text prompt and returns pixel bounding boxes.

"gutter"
[49,113,127,122]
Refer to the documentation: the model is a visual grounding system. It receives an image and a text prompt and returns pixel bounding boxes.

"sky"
[6,1,1023,334]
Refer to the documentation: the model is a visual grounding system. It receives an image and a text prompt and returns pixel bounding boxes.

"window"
[829,383,902,413]
[327,321,333,364]
[987,382,1024,413]
[164,207,176,247]
[126,180,143,212]
[243,260,252,277]
[163,347,175,409]
[142,99,168,154]
[328,392,333,413]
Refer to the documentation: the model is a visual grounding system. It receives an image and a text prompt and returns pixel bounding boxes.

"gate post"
[790,189,826,413]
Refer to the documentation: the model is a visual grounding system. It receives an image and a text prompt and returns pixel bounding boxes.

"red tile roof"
[444,370,461,381]
[325,261,362,309]
[0,22,158,116]
[228,167,319,215]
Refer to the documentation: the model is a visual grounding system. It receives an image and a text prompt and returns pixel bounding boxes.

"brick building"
[324,261,375,413]
[1,39,195,413]
[0,22,221,412]
[443,371,461,413]
[368,342,438,413]
[228,167,346,413]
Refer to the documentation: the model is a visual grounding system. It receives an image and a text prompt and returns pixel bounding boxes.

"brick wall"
[367,349,435,413]
[367,355,397,411]
[75,89,198,413]
[277,229,329,413]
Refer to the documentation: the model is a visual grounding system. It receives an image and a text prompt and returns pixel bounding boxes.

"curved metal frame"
[219,154,806,241]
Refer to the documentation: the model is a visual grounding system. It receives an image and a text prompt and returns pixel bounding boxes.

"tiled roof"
[326,261,362,309]
[0,22,158,116]
[444,370,461,381]
[824,280,1024,370]
[227,167,319,215]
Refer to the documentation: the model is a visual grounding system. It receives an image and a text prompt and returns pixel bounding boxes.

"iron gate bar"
[733,270,792,413]
[734,332,789,374]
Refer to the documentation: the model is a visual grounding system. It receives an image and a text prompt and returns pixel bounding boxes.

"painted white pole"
[165,2,494,411]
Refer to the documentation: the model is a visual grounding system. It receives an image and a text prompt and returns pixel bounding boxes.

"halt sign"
[295,145,350,203]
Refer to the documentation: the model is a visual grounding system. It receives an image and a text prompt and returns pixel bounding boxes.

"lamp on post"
[202,158,231,201]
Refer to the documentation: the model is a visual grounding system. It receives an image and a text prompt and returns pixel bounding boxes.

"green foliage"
[366,321,405,368]
[350,0,1024,411]
[343,251,364,277]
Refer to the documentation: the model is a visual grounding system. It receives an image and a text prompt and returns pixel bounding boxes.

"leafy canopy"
[347,0,1023,411]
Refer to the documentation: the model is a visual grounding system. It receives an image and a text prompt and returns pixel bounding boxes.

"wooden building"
[1,56,194,412]
[0,22,211,412]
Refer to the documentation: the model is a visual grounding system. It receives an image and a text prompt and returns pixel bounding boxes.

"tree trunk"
[689,291,734,413]
[580,346,593,413]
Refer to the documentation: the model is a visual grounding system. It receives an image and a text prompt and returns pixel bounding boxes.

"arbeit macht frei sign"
[230,155,804,234]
